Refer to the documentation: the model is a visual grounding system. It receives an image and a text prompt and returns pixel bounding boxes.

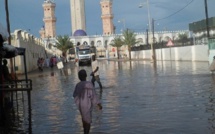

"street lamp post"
[152,18,156,63]
[204,0,210,38]
[139,0,151,33]
[139,0,156,64]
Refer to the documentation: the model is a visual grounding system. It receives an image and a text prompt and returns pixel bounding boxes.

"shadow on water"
[0,97,32,134]
[206,75,215,133]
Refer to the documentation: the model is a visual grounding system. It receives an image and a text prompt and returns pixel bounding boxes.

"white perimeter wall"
[131,45,209,62]
[8,30,53,74]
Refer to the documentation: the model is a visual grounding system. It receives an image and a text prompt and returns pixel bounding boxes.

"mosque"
[6,0,214,74]
[39,0,189,58]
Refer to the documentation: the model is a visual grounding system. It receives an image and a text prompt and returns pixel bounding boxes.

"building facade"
[69,30,189,58]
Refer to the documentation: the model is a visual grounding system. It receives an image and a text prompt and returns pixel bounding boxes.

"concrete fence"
[131,45,209,62]
[7,30,54,74]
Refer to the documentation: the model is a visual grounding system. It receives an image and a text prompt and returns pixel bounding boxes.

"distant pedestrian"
[37,58,43,71]
[53,56,57,65]
[2,59,12,82]
[50,57,54,68]
[91,55,102,91]
[45,57,50,67]
[210,56,215,73]
[73,69,102,134]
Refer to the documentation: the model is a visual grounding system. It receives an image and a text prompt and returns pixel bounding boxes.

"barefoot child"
[73,69,102,134]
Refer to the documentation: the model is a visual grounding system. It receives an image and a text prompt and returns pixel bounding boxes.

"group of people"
[37,56,65,71]
[49,56,58,68]
[73,55,103,134]
[37,58,44,71]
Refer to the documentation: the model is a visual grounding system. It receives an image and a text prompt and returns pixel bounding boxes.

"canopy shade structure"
[1,43,28,81]
[0,23,9,40]
[2,43,25,58]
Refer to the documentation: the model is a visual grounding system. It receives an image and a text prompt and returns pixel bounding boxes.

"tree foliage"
[122,29,138,60]
[56,35,73,55]
[177,33,189,45]
[110,36,123,59]
[178,33,188,42]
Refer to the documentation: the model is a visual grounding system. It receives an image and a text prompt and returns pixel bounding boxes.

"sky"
[0,0,215,38]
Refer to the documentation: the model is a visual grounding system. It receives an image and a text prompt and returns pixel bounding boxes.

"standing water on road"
[6,60,215,133]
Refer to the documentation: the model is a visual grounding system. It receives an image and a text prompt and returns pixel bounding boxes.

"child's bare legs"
[82,119,91,134]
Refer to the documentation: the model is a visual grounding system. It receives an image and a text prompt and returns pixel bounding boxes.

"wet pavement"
[6,60,215,133]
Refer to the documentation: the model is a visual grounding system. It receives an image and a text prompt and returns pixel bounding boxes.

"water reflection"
[0,93,32,134]
[4,60,215,133]
[206,75,215,133]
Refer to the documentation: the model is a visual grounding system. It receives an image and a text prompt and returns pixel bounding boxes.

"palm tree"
[56,35,73,62]
[110,36,123,59]
[122,29,138,60]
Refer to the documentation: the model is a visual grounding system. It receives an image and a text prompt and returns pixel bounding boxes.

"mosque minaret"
[70,0,86,35]
[39,0,56,38]
[100,0,114,35]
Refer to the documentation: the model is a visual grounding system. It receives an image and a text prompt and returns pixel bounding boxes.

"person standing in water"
[91,55,103,91]
[73,69,102,134]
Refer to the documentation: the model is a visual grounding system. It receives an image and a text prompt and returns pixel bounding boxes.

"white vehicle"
[67,48,75,61]
[77,45,96,66]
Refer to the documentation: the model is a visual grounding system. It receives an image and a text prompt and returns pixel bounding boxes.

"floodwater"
[3,60,215,134]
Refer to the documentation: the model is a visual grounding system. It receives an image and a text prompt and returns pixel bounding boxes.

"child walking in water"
[91,55,102,91]
[73,69,102,134]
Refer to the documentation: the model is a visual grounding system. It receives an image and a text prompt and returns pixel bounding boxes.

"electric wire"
[155,0,194,21]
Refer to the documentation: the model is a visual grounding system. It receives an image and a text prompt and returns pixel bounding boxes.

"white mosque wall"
[131,44,209,62]
[70,30,190,57]
[70,30,209,62]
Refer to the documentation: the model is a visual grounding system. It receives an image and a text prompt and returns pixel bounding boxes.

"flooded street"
[17,60,215,133]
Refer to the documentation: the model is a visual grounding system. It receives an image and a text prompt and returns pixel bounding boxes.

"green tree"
[56,35,73,62]
[122,29,138,60]
[110,36,123,59]
[178,33,188,45]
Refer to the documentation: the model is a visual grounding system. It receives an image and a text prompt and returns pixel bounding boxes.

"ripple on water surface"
[7,61,215,133]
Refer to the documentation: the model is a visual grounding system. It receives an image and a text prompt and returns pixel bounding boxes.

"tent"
[0,23,9,40]
[1,43,28,81]
[2,43,25,58]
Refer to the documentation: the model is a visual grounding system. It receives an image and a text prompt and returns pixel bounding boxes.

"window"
[79,50,90,55]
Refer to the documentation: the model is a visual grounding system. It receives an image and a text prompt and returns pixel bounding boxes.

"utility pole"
[139,0,154,62]
[5,0,14,74]
[5,0,11,43]
[152,18,156,64]
[204,0,210,38]
[146,29,148,46]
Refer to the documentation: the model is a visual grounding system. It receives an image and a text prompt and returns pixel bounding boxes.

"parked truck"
[76,45,96,66]
[67,48,76,61]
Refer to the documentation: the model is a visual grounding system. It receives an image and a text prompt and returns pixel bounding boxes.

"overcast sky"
[0,0,215,37]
